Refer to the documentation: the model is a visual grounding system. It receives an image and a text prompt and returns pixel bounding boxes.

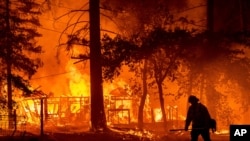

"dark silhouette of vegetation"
[101,0,192,130]
[54,0,124,131]
[89,0,107,131]
[0,0,43,123]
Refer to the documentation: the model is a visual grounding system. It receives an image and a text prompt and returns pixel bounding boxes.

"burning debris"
[4,84,185,136]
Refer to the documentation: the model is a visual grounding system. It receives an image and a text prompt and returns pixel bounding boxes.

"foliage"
[0,96,8,114]
[216,94,240,128]
[0,0,43,94]
[100,21,250,121]
[101,34,138,80]
[223,57,250,111]
[101,0,188,36]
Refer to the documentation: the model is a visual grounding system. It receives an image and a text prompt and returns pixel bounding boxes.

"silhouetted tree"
[102,0,190,130]
[89,0,107,131]
[56,0,110,131]
[0,0,43,126]
[139,27,193,130]
[102,0,250,129]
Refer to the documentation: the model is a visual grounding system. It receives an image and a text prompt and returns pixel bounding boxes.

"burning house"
[0,81,183,135]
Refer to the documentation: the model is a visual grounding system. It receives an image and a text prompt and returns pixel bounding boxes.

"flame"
[67,66,90,97]
[20,59,137,126]
[154,108,162,122]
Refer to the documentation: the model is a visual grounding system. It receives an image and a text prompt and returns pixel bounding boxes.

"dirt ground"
[0,130,229,141]
[162,132,229,141]
[0,123,230,141]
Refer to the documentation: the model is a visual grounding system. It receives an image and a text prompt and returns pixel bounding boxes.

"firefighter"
[185,95,211,141]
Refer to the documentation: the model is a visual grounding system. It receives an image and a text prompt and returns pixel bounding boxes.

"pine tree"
[89,0,107,131]
[0,0,43,126]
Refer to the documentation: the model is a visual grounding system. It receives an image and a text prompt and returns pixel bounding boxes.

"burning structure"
[0,83,182,135]
[17,90,179,126]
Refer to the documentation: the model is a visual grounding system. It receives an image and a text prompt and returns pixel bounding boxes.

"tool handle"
[169,128,204,132]
[169,129,187,131]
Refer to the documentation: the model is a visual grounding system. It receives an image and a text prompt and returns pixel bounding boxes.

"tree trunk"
[138,59,148,130]
[206,84,218,118]
[199,75,205,101]
[89,0,107,131]
[239,0,248,31]
[157,81,167,131]
[207,0,214,32]
[5,0,13,129]
[186,71,194,111]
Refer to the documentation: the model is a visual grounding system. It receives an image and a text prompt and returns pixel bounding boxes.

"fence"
[0,110,27,136]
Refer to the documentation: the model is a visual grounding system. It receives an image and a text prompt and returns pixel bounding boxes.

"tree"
[101,27,193,131]
[102,0,190,130]
[170,1,250,127]
[179,28,250,128]
[55,0,110,131]
[204,0,250,120]
[139,27,192,130]
[89,0,107,131]
[0,0,43,126]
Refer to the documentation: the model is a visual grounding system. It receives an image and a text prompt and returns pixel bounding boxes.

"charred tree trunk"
[89,0,107,131]
[207,0,214,32]
[206,84,219,119]
[5,0,13,128]
[186,71,194,111]
[157,81,167,131]
[138,59,148,130]
[199,75,205,102]
[239,0,249,32]
[206,0,219,119]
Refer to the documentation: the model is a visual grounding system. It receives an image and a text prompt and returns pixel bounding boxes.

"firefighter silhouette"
[185,95,215,141]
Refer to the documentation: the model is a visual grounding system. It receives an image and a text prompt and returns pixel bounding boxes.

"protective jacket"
[185,102,211,130]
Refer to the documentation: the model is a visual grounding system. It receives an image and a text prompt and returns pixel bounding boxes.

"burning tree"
[0,0,43,125]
